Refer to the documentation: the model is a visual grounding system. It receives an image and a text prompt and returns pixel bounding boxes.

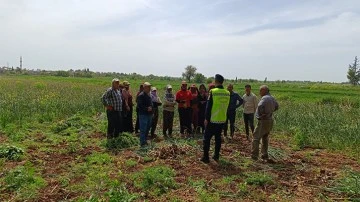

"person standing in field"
[243,84,257,141]
[198,84,208,134]
[251,85,279,161]
[150,87,162,139]
[190,84,199,134]
[201,74,230,163]
[224,84,243,140]
[122,81,134,133]
[137,82,153,147]
[101,78,123,139]
[163,85,177,138]
[176,81,193,137]
[135,84,144,134]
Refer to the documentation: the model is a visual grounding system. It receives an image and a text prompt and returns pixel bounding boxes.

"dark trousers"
[178,108,192,134]
[198,106,206,133]
[135,110,140,133]
[123,106,134,133]
[163,110,174,136]
[150,108,159,137]
[203,122,224,159]
[106,110,122,139]
[244,113,255,136]
[224,110,236,136]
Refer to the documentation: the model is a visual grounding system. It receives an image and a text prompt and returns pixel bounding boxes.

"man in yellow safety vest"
[201,74,230,163]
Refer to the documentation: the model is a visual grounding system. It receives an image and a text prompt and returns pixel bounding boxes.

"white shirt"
[242,93,258,114]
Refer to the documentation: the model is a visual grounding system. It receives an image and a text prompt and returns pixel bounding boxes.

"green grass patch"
[327,169,360,199]
[131,165,177,196]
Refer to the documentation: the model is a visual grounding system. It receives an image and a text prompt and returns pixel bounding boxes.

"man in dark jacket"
[201,74,230,163]
[224,84,243,139]
[137,82,153,147]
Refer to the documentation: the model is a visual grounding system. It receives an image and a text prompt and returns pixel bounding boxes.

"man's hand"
[126,105,130,111]
[106,106,113,111]
[147,107,152,112]
[204,120,208,127]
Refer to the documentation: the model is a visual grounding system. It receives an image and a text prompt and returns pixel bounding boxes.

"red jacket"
[176,90,192,108]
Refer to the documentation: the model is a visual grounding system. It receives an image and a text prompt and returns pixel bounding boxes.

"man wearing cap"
[201,74,230,163]
[150,87,162,139]
[137,82,153,146]
[101,78,123,139]
[252,85,279,161]
[176,81,193,137]
[224,84,243,139]
[163,84,176,138]
[122,81,134,133]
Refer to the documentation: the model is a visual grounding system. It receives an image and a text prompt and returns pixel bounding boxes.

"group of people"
[101,74,279,162]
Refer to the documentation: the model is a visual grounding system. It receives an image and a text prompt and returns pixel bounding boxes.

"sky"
[0,0,359,82]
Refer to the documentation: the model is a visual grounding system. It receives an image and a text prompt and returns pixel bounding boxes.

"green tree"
[347,56,359,86]
[182,65,197,82]
[194,73,206,83]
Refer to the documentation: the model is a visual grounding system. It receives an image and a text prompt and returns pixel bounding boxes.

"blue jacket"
[228,92,243,111]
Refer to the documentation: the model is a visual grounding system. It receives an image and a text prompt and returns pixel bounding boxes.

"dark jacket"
[228,92,243,111]
[137,92,153,115]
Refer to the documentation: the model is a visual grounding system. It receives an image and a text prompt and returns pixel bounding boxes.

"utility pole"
[20,56,22,69]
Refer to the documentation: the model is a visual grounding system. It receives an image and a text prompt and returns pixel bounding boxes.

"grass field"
[0,75,360,201]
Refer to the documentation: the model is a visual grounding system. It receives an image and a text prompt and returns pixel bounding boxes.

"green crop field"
[0,75,360,201]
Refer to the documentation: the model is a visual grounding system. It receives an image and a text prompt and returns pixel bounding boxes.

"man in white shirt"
[242,85,257,141]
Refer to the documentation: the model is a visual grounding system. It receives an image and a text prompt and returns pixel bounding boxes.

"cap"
[143,82,151,87]
[190,84,196,88]
[151,87,157,91]
[112,78,120,83]
[215,74,224,84]
[123,81,130,86]
[166,84,172,89]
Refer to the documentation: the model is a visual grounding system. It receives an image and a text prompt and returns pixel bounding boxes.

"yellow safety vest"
[210,88,230,123]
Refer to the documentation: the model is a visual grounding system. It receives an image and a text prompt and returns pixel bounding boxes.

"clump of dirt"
[149,144,195,159]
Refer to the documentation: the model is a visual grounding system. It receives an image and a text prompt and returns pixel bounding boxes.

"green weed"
[125,159,138,168]
[245,172,274,186]
[105,133,138,150]
[85,152,112,165]
[0,145,24,160]
[132,165,177,196]
[327,170,360,199]
[3,163,46,199]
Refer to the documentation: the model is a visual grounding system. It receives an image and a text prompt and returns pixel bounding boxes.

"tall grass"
[0,75,359,158]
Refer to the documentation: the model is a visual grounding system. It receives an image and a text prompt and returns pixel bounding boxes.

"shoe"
[200,157,210,164]
[141,142,148,147]
[212,156,219,162]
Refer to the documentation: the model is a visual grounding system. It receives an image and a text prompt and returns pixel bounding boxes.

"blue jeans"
[139,114,152,145]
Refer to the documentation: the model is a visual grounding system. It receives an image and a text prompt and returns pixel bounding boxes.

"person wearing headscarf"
[198,84,208,134]
[190,84,199,134]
